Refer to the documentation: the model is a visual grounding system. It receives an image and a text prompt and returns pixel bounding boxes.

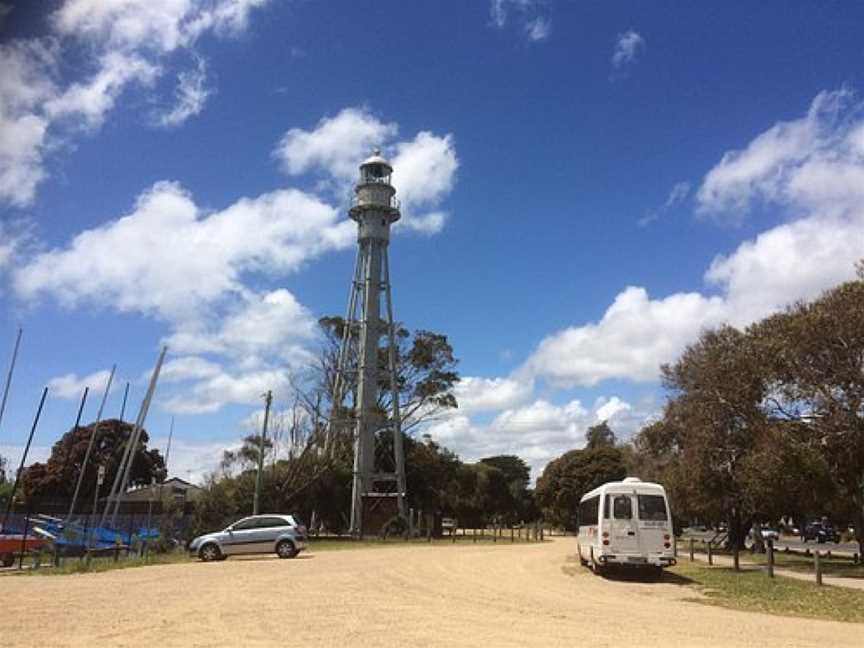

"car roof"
[237,514,295,522]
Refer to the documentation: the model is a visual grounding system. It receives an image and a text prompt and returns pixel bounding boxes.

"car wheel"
[199,543,222,562]
[276,540,297,559]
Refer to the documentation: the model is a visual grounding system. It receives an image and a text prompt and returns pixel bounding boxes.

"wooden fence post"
[707,541,713,566]
[473,528,476,543]
[767,539,774,578]
[689,537,694,562]
[814,550,823,586]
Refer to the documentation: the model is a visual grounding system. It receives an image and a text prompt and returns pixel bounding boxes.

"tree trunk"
[854,494,864,559]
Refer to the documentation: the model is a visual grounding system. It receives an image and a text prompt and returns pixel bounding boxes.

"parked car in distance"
[802,521,840,544]
[760,527,779,541]
[188,514,307,562]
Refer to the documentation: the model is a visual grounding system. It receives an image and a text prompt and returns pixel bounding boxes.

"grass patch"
[1,549,191,577]
[668,561,864,624]
[742,551,864,579]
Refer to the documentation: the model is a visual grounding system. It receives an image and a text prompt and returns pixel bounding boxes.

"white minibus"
[576,477,675,576]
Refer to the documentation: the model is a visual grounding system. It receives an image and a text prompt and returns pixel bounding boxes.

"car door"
[224,517,260,555]
[254,517,288,553]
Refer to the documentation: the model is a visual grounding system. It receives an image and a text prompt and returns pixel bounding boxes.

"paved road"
[1,539,861,647]
[688,551,864,590]
[684,530,859,555]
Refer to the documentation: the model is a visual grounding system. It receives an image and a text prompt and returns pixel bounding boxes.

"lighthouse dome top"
[358,148,394,186]
[360,149,392,170]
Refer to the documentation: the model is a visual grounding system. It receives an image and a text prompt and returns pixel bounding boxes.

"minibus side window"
[613,495,632,519]
[579,496,599,526]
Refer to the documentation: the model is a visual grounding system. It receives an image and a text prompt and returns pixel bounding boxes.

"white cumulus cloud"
[14,181,347,322]
[0,0,270,207]
[274,107,459,233]
[157,55,211,127]
[47,369,113,400]
[612,30,645,69]
[490,1,550,42]
[425,395,655,481]
[275,107,398,181]
[526,88,864,388]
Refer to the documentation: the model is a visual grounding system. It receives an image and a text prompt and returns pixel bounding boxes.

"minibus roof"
[579,478,666,502]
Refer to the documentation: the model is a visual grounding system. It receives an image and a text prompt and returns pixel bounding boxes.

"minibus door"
[610,494,640,556]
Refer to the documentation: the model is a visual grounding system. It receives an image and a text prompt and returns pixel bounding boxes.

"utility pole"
[253,391,272,516]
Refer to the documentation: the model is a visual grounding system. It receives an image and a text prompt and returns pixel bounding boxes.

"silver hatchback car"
[189,514,307,561]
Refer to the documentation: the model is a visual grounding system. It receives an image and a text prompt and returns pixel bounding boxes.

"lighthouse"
[332,150,407,535]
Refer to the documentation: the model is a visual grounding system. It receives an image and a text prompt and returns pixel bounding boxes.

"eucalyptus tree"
[751,269,864,554]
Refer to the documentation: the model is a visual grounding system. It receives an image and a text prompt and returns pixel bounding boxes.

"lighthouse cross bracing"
[331,150,407,535]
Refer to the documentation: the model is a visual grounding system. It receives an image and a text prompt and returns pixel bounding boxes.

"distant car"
[759,527,779,542]
[441,518,457,533]
[802,521,840,544]
[188,514,307,562]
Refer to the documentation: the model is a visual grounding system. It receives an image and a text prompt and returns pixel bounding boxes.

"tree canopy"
[21,419,165,500]
[535,444,627,530]
[628,266,864,553]
[585,421,617,450]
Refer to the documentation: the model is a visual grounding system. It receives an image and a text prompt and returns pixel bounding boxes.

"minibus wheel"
[577,544,588,567]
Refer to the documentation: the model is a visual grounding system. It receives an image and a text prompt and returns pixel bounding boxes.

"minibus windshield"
[637,495,668,521]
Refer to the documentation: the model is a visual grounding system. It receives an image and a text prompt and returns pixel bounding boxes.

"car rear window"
[637,495,668,521]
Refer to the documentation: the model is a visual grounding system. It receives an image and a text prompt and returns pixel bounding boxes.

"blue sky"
[2,1,864,481]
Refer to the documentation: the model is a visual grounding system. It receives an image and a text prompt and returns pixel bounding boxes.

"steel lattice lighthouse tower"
[332,150,407,535]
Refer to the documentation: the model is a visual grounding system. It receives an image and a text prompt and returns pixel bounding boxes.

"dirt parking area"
[0,539,859,647]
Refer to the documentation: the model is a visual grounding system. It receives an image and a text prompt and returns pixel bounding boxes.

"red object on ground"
[0,534,44,567]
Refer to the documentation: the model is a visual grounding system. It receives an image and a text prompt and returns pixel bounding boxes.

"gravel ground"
[0,539,859,647]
